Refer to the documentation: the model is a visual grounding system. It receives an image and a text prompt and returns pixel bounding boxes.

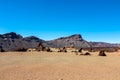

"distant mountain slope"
[0,32,120,51]
[89,42,120,47]
[46,34,91,48]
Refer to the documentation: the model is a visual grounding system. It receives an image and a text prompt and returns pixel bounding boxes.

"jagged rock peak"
[57,34,83,40]
[0,32,23,39]
[24,36,44,42]
[24,36,40,40]
[68,34,82,39]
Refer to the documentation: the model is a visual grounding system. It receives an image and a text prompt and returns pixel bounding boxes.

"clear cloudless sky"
[0,0,120,43]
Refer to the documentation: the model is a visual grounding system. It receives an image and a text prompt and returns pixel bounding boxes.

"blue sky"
[0,0,120,43]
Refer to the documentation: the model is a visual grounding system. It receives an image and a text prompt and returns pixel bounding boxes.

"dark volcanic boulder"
[84,52,91,55]
[0,45,4,52]
[99,51,106,56]
[58,47,67,52]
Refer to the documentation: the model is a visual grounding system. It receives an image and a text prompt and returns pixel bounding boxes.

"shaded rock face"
[46,34,91,48]
[0,48,4,52]
[0,45,3,52]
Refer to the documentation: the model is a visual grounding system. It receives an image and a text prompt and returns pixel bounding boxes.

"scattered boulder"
[45,47,52,52]
[99,51,106,56]
[80,52,91,56]
[36,43,52,52]
[78,48,83,53]
[58,47,67,52]
[0,46,5,52]
[36,43,46,51]
[84,52,91,55]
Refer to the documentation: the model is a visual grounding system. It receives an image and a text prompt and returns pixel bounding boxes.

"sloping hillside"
[46,34,91,48]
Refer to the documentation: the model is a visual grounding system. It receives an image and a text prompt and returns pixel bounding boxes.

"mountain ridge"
[0,32,120,51]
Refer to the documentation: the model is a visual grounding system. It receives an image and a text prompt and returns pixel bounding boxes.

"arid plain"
[0,51,120,80]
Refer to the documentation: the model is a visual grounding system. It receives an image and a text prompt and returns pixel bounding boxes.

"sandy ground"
[0,51,120,80]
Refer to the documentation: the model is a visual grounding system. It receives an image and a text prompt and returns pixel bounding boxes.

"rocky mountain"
[0,32,45,51]
[0,32,120,52]
[46,34,91,48]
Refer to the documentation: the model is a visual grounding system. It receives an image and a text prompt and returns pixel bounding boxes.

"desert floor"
[0,51,120,80]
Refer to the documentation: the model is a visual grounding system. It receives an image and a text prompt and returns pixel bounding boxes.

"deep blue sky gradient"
[0,0,120,43]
